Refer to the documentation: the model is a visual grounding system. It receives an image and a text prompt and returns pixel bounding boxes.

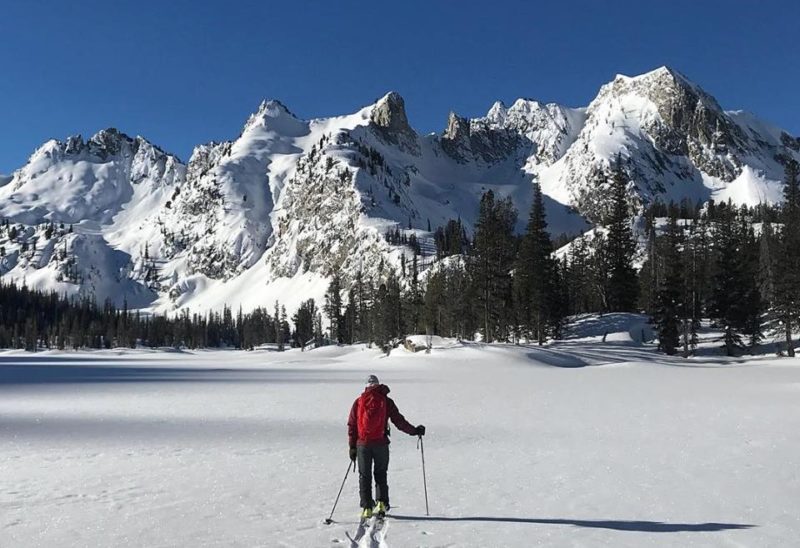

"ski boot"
[374,501,388,518]
[360,507,373,520]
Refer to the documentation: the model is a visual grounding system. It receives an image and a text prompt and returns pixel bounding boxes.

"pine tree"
[513,182,555,344]
[565,235,600,314]
[423,270,445,335]
[709,204,762,355]
[324,272,344,342]
[373,274,402,352]
[774,159,800,356]
[638,217,658,315]
[373,282,389,350]
[354,270,372,344]
[279,306,289,350]
[404,254,423,334]
[273,301,284,350]
[654,214,683,355]
[603,155,639,312]
[549,257,569,340]
[739,217,763,348]
[681,218,702,356]
[292,299,317,349]
[343,288,358,344]
[590,232,611,312]
[385,272,403,341]
[470,190,517,342]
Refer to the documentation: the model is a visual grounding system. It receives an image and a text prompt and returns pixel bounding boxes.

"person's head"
[366,374,379,386]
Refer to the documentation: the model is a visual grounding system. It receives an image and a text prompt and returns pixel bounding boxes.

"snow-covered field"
[2,316,799,547]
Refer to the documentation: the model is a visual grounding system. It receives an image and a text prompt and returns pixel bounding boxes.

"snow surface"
[2,315,798,547]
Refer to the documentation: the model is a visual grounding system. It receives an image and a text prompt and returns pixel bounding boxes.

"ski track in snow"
[1,318,799,547]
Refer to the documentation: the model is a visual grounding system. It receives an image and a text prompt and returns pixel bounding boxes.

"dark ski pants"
[357,444,390,508]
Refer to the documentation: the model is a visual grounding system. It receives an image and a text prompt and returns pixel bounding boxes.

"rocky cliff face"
[369,92,419,155]
[1,67,797,312]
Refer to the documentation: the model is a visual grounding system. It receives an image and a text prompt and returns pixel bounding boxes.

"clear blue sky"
[2,0,798,173]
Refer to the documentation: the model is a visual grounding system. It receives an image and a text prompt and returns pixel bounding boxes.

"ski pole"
[325,460,355,524]
[417,435,429,516]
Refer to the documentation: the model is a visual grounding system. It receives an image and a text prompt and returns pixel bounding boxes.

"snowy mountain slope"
[538,67,800,221]
[158,100,310,280]
[0,130,183,304]
[0,129,184,225]
[0,67,798,312]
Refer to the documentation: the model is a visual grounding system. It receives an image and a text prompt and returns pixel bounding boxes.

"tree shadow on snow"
[0,363,356,386]
[388,515,755,533]
[521,343,650,368]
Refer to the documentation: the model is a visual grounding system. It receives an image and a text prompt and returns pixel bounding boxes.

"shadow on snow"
[0,362,355,386]
[388,514,755,533]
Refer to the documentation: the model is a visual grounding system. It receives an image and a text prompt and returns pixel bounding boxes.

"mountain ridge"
[1,67,797,313]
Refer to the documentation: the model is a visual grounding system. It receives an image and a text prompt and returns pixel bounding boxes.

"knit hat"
[366,374,380,385]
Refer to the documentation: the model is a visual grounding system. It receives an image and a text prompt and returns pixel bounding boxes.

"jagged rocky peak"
[241,98,308,139]
[247,99,294,124]
[595,66,747,180]
[603,66,725,120]
[52,128,178,165]
[25,128,176,168]
[370,91,410,131]
[485,101,508,124]
[441,111,475,162]
[482,98,570,131]
[65,134,85,154]
[186,141,230,179]
[446,97,584,166]
[369,92,419,154]
[88,127,127,153]
[440,106,522,164]
[443,111,470,141]
[259,98,294,116]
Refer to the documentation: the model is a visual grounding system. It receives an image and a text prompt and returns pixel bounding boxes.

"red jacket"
[348,384,416,447]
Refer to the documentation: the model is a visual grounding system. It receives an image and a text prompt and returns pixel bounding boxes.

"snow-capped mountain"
[1,67,797,313]
[536,67,799,221]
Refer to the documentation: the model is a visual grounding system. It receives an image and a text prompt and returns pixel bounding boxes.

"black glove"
[349,446,357,462]
[415,425,426,436]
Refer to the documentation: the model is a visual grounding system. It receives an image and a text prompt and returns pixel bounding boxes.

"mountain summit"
[0,68,797,312]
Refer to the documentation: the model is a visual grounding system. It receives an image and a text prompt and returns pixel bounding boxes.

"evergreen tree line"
[0,283,298,351]
[646,160,800,357]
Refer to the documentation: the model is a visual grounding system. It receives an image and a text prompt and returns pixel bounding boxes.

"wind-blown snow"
[1,315,797,547]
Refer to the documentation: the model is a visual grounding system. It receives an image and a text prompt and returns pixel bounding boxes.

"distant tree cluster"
[384,228,421,254]
[392,155,639,345]
[644,160,800,357]
[433,218,470,258]
[0,283,299,351]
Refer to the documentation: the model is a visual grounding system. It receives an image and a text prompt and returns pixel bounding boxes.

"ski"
[344,515,389,548]
[346,517,370,547]
[368,515,389,548]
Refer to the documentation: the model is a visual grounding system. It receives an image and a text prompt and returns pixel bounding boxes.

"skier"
[348,374,425,519]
